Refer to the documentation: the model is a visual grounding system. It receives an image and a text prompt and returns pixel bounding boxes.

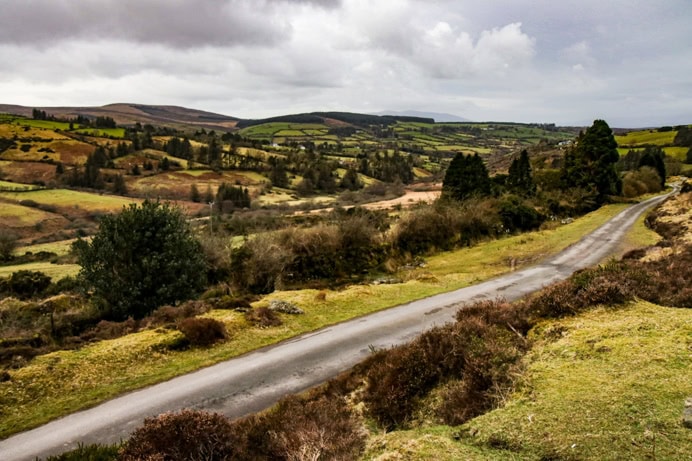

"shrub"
[0,229,18,261]
[5,270,51,299]
[393,204,460,255]
[82,318,138,341]
[230,394,365,461]
[279,224,342,282]
[622,166,663,198]
[245,307,282,328]
[231,233,292,294]
[177,317,227,347]
[498,196,544,233]
[363,299,529,429]
[457,198,502,245]
[74,200,207,320]
[143,301,211,327]
[120,410,235,461]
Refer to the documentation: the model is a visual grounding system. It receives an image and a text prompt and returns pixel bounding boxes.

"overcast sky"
[1,0,690,126]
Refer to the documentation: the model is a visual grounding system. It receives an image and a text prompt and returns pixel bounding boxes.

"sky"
[0,0,690,126]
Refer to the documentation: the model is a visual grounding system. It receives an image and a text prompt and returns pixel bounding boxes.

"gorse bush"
[1,270,51,299]
[230,394,365,461]
[362,299,529,429]
[622,166,663,198]
[120,410,235,461]
[177,317,227,347]
[245,306,282,328]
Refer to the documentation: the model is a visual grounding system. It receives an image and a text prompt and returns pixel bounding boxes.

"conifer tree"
[561,119,621,203]
[442,153,491,201]
[507,149,536,195]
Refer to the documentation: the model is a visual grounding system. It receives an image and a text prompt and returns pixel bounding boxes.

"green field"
[0,180,40,191]
[0,261,80,280]
[73,127,125,138]
[615,129,676,147]
[0,189,139,212]
[0,201,58,226]
[16,238,79,257]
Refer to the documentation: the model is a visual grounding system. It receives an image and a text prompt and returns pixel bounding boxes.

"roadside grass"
[363,301,692,460]
[0,189,139,213]
[0,203,641,438]
[0,261,80,280]
[461,300,692,460]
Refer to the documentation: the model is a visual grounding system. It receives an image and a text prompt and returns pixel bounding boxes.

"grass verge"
[0,202,649,438]
[362,301,692,460]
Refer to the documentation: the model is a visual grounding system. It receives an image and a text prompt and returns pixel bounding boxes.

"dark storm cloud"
[0,0,336,48]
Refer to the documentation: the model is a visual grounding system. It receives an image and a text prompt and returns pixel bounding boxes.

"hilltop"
[0,103,239,131]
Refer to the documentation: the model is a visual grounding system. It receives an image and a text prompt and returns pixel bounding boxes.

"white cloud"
[0,0,690,125]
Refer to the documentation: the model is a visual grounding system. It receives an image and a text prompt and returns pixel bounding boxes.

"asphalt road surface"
[0,191,674,461]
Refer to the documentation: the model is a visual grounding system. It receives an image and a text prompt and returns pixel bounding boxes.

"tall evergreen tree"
[561,119,621,203]
[442,153,491,201]
[507,149,536,195]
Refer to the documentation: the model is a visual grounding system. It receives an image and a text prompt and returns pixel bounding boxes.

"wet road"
[0,191,673,461]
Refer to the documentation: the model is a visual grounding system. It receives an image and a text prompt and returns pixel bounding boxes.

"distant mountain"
[235,111,434,128]
[374,110,470,123]
[0,103,239,130]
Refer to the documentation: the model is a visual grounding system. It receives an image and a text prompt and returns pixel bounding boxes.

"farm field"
[0,261,79,280]
[0,189,140,213]
[615,129,676,147]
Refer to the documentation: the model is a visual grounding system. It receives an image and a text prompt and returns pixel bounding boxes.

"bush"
[143,301,211,327]
[245,306,282,328]
[362,299,529,429]
[498,196,544,233]
[74,200,207,320]
[231,233,292,294]
[0,229,18,261]
[4,270,51,299]
[177,317,227,347]
[622,166,663,198]
[120,410,235,461]
[393,204,460,255]
[279,225,342,282]
[229,394,365,460]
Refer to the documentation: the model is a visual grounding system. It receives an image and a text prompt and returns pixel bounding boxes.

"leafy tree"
[74,201,207,319]
[506,149,536,195]
[686,147,692,165]
[561,119,621,203]
[442,153,491,201]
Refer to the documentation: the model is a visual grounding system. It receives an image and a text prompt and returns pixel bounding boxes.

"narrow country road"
[0,191,674,461]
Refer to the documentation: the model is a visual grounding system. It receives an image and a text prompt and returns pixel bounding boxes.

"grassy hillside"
[0,202,639,438]
[364,301,691,460]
